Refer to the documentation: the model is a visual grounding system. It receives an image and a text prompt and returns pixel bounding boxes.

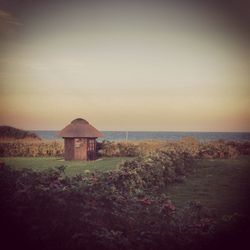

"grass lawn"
[166,156,250,216]
[0,157,132,176]
[1,155,250,216]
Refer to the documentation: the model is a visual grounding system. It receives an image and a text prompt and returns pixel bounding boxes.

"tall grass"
[0,139,63,157]
[1,137,249,159]
[98,138,250,159]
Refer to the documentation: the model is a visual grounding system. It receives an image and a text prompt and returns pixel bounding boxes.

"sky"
[0,0,249,131]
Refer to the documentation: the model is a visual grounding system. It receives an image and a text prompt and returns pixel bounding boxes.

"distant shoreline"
[31,130,250,142]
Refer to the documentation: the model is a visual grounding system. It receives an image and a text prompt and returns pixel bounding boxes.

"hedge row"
[98,139,250,159]
[0,141,63,157]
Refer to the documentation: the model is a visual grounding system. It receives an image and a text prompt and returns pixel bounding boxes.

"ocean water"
[33,130,250,142]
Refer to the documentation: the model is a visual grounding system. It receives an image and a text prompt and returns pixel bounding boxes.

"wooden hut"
[59,118,103,161]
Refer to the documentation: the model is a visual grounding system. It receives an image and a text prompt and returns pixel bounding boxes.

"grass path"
[167,156,250,216]
[0,157,132,176]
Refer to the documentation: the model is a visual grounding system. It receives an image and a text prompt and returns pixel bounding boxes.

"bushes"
[198,141,240,159]
[98,141,140,157]
[1,138,249,159]
[98,139,250,159]
[0,125,41,140]
[1,136,249,249]
[118,150,194,192]
[0,140,63,157]
[1,159,249,250]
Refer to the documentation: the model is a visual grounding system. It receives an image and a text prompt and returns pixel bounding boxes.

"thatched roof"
[58,118,103,138]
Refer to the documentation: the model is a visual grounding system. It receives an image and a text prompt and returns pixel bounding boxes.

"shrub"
[98,140,140,157]
[0,140,63,157]
[98,139,250,160]
[0,161,249,250]
[0,125,41,140]
[1,138,249,159]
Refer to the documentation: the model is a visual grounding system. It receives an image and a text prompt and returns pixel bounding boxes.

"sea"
[33,131,250,142]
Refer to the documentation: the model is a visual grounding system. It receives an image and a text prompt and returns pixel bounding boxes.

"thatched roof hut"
[59,118,103,161]
[59,118,103,138]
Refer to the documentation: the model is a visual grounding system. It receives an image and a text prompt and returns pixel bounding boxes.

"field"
[0,157,132,176]
[166,156,250,216]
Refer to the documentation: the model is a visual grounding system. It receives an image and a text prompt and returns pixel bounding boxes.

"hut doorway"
[87,139,96,160]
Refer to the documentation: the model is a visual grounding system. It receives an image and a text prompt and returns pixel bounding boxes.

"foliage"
[98,138,250,159]
[98,140,140,157]
[0,125,41,140]
[118,150,194,193]
[1,152,249,250]
[1,137,249,159]
[0,140,63,157]
[198,141,239,159]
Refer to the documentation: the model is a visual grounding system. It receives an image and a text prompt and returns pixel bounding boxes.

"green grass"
[166,156,250,216]
[1,155,250,216]
[0,157,132,176]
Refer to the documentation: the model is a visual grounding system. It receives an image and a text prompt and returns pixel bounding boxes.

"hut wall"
[64,137,97,161]
[74,138,87,160]
[64,138,75,160]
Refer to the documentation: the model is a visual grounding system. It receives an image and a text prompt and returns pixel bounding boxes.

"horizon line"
[29,129,250,133]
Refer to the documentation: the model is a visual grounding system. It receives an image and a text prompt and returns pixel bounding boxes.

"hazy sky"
[0,0,249,131]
